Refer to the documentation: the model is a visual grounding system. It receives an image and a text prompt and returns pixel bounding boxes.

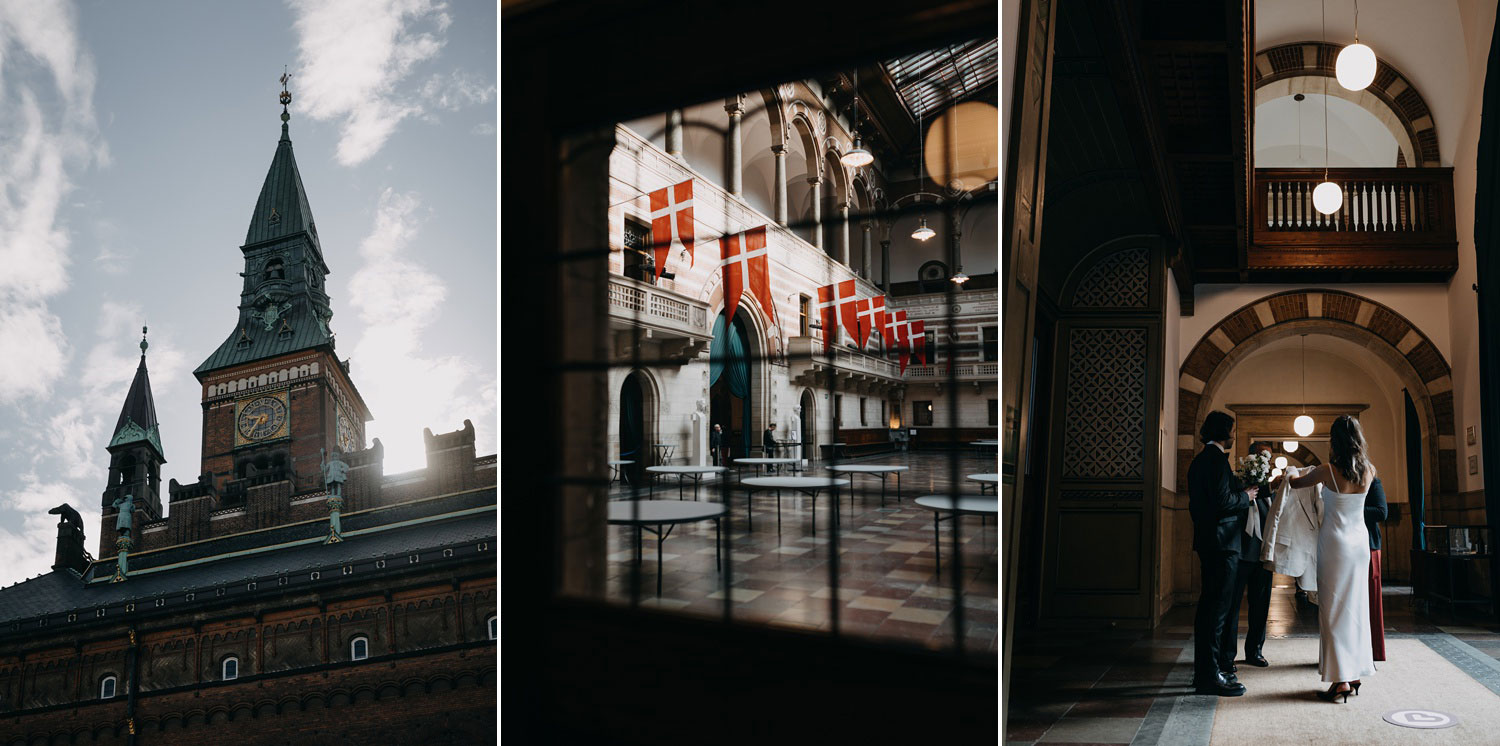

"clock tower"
[194,77,371,503]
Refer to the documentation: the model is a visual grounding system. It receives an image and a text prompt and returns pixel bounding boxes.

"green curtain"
[620,375,643,477]
[709,313,753,456]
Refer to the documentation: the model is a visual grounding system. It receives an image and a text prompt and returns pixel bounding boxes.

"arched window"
[350,635,369,661]
[487,615,497,641]
[100,675,117,699]
[222,655,239,680]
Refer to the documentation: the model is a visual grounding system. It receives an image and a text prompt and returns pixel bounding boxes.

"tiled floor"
[1007,580,1500,745]
[604,450,998,654]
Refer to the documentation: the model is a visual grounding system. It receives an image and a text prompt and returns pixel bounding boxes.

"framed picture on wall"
[1468,426,1476,445]
[1469,455,1479,475]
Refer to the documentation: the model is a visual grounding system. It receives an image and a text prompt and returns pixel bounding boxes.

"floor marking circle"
[1383,709,1459,729]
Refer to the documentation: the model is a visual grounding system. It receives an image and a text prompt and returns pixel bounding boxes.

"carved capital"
[771,144,788,156]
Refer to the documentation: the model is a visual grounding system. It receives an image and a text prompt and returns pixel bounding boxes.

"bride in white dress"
[1284,415,1377,702]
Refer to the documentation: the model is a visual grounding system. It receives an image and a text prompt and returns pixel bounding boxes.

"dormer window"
[264,259,285,282]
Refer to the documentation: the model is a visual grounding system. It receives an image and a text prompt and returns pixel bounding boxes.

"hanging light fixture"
[950,270,969,284]
[1294,333,1316,437]
[1275,455,1289,470]
[841,68,874,167]
[911,104,936,240]
[1336,0,1377,91]
[1283,439,1300,453]
[1314,0,1343,215]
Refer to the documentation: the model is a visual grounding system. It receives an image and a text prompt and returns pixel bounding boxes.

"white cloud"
[419,70,494,111]
[345,189,495,472]
[289,0,453,166]
[0,1,106,403]
[471,122,495,136]
[0,474,94,587]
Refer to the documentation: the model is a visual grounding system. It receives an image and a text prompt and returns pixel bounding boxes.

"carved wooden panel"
[1062,327,1147,480]
[1054,511,1142,592]
[1071,247,1149,308]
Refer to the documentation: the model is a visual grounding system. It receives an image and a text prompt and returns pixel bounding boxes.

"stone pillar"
[666,109,683,157]
[861,223,873,280]
[808,176,823,248]
[880,236,892,292]
[772,145,789,225]
[949,206,964,276]
[725,98,744,196]
[837,203,851,265]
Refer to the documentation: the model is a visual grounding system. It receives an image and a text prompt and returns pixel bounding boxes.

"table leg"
[776,489,782,535]
[880,474,887,509]
[933,514,942,578]
[897,471,902,502]
[810,489,817,536]
[656,524,664,598]
[746,489,754,532]
[649,473,655,500]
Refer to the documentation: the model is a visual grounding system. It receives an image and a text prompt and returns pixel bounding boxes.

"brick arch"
[1177,289,1456,499]
[1255,41,1440,167]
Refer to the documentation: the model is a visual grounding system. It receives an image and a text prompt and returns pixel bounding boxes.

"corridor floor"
[1007,583,1500,745]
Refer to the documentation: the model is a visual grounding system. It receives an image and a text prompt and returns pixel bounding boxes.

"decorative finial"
[140,325,148,356]
[279,68,292,139]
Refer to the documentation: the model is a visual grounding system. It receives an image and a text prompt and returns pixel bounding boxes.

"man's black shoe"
[1194,672,1246,696]
[1246,654,1269,667]
[1223,663,1237,673]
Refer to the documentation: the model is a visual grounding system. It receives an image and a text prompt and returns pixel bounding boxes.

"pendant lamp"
[1314,0,1343,215]
[1336,0,1377,91]
[1294,334,1315,437]
[1283,440,1300,453]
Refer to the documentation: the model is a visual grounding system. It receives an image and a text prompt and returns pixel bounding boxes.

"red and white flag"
[815,280,858,353]
[720,225,776,326]
[648,179,695,279]
[909,319,928,366]
[857,295,887,350]
[889,310,912,373]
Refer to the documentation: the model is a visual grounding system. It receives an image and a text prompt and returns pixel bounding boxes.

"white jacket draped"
[1260,464,1323,590]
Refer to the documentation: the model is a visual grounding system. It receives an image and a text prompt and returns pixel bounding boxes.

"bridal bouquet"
[1236,450,1273,487]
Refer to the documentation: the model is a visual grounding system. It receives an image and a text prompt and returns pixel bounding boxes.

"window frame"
[488,615,498,641]
[859,397,867,426]
[983,325,998,362]
[913,400,934,427]
[100,674,117,700]
[350,635,370,661]
[222,655,240,681]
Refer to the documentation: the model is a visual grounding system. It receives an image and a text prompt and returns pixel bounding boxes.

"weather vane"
[140,325,148,356]
[280,66,292,122]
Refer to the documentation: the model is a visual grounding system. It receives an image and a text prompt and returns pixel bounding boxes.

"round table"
[645,465,727,500]
[826,464,909,509]
[967,472,999,495]
[652,443,677,465]
[971,439,1000,463]
[914,495,999,576]
[820,442,850,461]
[608,500,726,597]
[733,457,801,478]
[740,476,850,535]
[607,459,634,485]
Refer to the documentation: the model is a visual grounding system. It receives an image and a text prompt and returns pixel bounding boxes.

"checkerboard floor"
[604,451,998,653]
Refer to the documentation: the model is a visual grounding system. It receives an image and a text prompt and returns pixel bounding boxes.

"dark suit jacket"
[1365,476,1388,551]
[1188,444,1251,554]
[762,430,777,451]
[1239,484,1272,560]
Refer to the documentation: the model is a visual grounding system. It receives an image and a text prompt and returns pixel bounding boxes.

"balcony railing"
[607,276,711,340]
[1250,168,1457,274]
[787,336,901,385]
[905,362,999,381]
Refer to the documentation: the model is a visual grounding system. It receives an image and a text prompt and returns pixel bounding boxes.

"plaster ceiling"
[1255,0,1476,165]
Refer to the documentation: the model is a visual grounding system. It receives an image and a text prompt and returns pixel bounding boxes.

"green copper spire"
[109,326,164,460]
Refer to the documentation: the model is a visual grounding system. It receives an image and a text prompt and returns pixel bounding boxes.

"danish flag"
[857,295,887,350]
[648,179,695,279]
[814,280,858,353]
[886,310,927,373]
[909,318,928,365]
[719,225,776,326]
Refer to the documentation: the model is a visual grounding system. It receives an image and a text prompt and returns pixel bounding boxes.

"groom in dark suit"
[1188,411,1261,696]
[1225,441,1276,669]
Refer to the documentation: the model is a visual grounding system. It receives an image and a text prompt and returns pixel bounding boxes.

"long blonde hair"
[1329,415,1372,486]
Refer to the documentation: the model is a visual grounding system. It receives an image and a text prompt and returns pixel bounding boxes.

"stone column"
[880,235,892,292]
[808,176,823,249]
[861,222,873,280]
[725,98,744,196]
[666,109,683,157]
[949,206,964,276]
[837,203,851,265]
[772,145,789,225]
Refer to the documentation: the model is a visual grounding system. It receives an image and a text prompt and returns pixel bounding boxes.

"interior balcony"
[1249,167,1457,282]
[786,335,902,391]
[607,276,712,363]
[904,361,999,383]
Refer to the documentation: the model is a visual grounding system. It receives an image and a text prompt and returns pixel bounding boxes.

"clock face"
[237,396,288,442]
[336,412,358,453]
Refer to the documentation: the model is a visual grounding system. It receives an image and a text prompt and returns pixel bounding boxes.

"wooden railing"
[1250,168,1457,274]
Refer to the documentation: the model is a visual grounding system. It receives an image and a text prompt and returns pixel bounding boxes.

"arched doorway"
[619,371,649,483]
[799,389,816,462]
[710,312,754,459]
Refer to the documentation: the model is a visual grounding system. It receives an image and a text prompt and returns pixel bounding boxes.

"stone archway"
[1255,41,1440,167]
[1177,289,1456,503]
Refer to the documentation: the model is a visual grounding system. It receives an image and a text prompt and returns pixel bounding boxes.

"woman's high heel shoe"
[1317,683,1352,703]
[1351,680,1361,696]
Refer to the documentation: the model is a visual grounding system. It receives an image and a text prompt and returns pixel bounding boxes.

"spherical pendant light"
[1272,467,1284,480]
[1336,42,1377,91]
[1275,456,1289,470]
[1313,180,1343,214]
[1294,414,1315,437]
[1283,440,1299,453]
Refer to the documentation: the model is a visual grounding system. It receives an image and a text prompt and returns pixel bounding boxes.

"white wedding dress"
[1316,473,1376,683]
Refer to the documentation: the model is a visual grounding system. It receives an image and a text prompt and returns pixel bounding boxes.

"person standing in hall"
[710,424,724,467]
[763,422,780,473]
[1225,441,1275,669]
[1188,411,1261,697]
[1365,476,1389,662]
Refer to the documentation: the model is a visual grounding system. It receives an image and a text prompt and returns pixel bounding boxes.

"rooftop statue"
[112,493,135,535]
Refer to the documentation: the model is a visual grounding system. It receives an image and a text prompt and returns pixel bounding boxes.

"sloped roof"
[245,123,322,254]
[109,353,164,459]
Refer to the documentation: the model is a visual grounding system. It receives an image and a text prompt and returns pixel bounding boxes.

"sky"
[0,0,496,587]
